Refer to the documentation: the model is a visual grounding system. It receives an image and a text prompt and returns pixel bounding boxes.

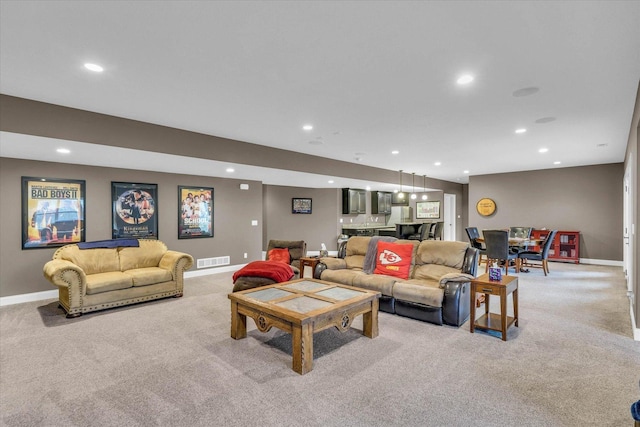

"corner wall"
[468,163,624,261]
[0,158,263,298]
[263,185,341,252]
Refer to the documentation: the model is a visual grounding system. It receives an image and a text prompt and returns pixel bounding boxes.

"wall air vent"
[197,256,230,269]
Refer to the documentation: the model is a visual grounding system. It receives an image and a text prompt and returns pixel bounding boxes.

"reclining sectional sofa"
[314,236,478,326]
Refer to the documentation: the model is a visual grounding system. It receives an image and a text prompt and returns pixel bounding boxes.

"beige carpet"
[1,262,638,426]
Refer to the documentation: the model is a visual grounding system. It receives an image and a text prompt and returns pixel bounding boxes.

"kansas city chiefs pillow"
[374,241,413,279]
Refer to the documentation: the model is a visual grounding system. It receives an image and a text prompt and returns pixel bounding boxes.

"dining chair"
[483,229,520,275]
[518,230,558,276]
[407,224,428,241]
[465,227,487,266]
[432,222,444,240]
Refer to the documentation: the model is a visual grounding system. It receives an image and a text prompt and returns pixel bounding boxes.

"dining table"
[475,236,544,273]
[475,236,543,246]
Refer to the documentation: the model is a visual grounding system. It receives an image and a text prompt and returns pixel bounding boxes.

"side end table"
[470,273,518,341]
[299,257,320,279]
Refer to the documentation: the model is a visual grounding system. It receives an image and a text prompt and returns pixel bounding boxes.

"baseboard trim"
[185,263,246,278]
[0,290,58,307]
[579,258,623,267]
[0,264,247,307]
[630,299,640,342]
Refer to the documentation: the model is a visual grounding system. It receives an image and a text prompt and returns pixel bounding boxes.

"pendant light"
[397,170,404,198]
[410,172,417,200]
[422,175,428,200]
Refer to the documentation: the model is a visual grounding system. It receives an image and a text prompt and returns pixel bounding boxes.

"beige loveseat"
[43,239,193,318]
[315,236,478,326]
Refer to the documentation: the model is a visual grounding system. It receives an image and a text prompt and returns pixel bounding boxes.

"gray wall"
[263,185,340,252]
[0,158,263,298]
[468,163,624,261]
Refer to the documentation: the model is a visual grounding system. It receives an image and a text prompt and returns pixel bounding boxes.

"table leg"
[292,323,313,374]
[470,285,476,333]
[230,301,247,339]
[500,292,507,341]
[485,293,491,315]
[363,299,379,338]
[513,287,519,327]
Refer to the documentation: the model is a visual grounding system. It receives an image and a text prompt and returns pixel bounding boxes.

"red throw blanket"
[232,260,294,283]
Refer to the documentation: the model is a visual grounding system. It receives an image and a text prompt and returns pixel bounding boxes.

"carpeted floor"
[1,262,638,426]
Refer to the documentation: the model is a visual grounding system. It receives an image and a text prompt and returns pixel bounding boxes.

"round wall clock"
[476,198,496,216]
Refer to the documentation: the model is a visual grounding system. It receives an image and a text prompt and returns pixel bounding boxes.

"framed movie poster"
[112,182,158,239]
[22,177,86,249]
[178,186,214,239]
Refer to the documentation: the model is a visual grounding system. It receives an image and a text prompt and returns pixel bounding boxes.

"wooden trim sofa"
[43,239,193,317]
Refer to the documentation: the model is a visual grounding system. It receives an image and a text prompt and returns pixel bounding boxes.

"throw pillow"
[374,241,413,280]
[267,248,290,264]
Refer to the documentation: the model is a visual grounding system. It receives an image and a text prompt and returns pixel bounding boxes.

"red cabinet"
[530,230,580,264]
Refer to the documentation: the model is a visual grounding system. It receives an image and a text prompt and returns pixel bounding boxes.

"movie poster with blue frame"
[178,185,214,239]
[22,176,86,249]
[112,182,158,239]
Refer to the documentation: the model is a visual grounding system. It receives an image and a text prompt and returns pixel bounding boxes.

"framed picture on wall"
[21,176,86,249]
[416,201,440,219]
[292,198,312,214]
[178,186,214,239]
[112,182,158,239]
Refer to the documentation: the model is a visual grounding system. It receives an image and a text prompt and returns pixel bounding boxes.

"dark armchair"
[518,230,557,276]
[483,229,520,275]
[266,239,307,272]
[232,239,307,292]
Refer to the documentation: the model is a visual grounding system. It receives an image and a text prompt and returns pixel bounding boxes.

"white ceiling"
[1,1,639,189]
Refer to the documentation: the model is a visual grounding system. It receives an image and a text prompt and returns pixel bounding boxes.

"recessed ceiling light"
[302,124,313,131]
[84,63,104,72]
[515,128,527,134]
[225,167,235,173]
[328,180,334,184]
[553,161,562,165]
[434,162,441,166]
[457,75,474,85]
[538,148,548,153]
[596,143,608,147]
[308,140,323,145]
[391,150,399,155]
[56,148,70,154]
[366,186,371,191]
[535,116,556,124]
[463,170,470,174]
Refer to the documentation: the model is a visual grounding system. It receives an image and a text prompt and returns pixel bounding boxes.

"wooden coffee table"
[228,278,380,374]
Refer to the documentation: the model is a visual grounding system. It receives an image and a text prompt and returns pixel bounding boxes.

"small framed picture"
[416,201,440,219]
[292,198,312,214]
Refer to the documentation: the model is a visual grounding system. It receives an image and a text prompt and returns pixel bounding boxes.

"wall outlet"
[243,253,248,259]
